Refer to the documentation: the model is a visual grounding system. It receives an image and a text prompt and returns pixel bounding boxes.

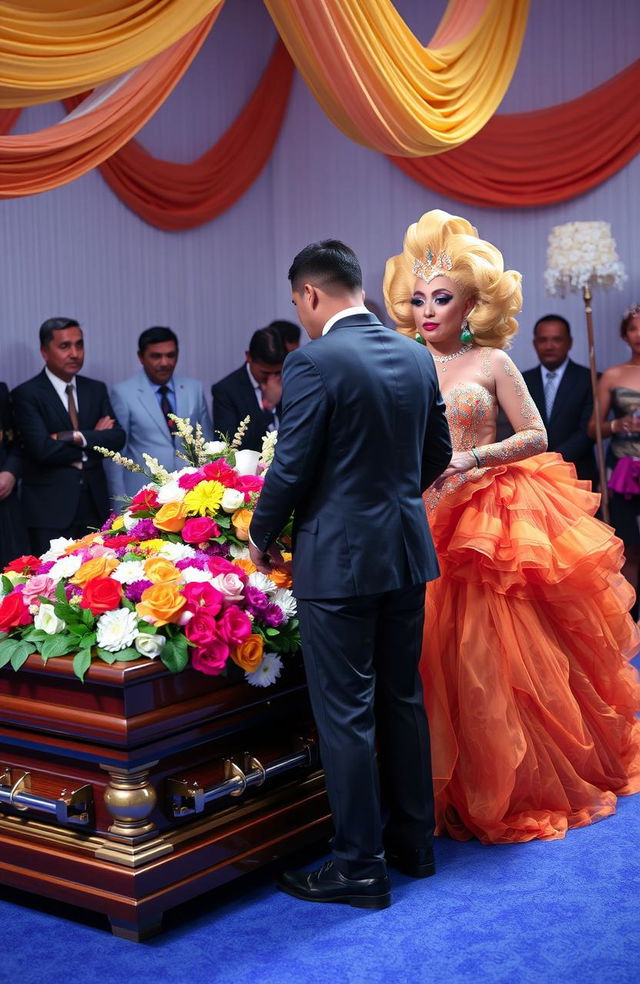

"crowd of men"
[0,311,594,566]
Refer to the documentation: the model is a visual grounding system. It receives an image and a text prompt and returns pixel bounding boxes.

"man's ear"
[304,283,320,310]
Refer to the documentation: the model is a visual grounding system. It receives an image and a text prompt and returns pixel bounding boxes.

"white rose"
[156,480,186,504]
[112,560,146,585]
[203,441,226,456]
[34,603,66,635]
[96,609,139,652]
[211,572,245,603]
[229,544,250,560]
[134,633,166,658]
[49,553,83,580]
[221,488,245,513]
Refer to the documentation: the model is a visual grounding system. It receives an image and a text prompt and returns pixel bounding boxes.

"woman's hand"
[433,450,477,487]
[612,415,640,436]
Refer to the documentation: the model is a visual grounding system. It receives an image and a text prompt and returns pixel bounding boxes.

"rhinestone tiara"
[412,247,453,284]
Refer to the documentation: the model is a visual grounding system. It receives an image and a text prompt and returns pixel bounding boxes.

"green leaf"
[40,634,79,661]
[112,647,141,662]
[78,633,97,651]
[216,514,231,528]
[68,623,88,636]
[53,601,79,622]
[0,637,20,668]
[121,598,135,612]
[10,640,36,671]
[73,649,92,682]
[96,647,117,664]
[136,621,157,635]
[2,575,15,595]
[265,627,279,637]
[81,608,95,627]
[55,581,67,604]
[161,637,189,674]
[21,628,50,644]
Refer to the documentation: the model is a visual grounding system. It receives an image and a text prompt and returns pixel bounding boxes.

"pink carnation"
[182,516,220,544]
[22,575,57,607]
[178,471,205,491]
[235,474,264,496]
[208,556,246,578]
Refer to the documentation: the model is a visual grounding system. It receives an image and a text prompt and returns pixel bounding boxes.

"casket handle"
[167,737,317,818]
[0,767,94,826]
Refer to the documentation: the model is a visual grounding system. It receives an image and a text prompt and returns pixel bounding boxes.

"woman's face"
[411,275,474,349]
[624,314,640,355]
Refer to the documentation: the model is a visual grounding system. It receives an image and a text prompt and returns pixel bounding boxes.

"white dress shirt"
[45,366,87,455]
[322,305,371,336]
[540,357,569,414]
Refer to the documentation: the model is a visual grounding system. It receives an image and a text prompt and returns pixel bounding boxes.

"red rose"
[129,488,159,514]
[103,534,136,550]
[79,577,123,615]
[4,555,41,575]
[202,460,238,485]
[182,517,220,544]
[217,607,252,646]
[185,611,219,648]
[235,474,264,497]
[191,640,230,676]
[182,582,224,615]
[0,591,31,631]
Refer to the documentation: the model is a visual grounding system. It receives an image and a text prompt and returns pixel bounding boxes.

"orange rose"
[232,633,264,672]
[143,557,182,583]
[269,567,293,589]
[65,532,101,553]
[136,583,186,626]
[233,557,257,576]
[153,500,188,533]
[231,508,253,541]
[71,555,119,587]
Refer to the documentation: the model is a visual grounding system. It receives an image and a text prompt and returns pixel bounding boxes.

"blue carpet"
[1,789,639,984]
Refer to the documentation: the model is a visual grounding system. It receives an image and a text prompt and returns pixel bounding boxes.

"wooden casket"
[0,654,329,940]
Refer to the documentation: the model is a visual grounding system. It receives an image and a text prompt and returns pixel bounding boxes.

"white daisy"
[156,541,196,563]
[248,571,277,596]
[271,588,297,621]
[49,553,83,580]
[245,652,283,688]
[112,560,147,585]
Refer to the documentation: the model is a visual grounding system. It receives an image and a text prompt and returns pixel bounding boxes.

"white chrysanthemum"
[245,652,283,688]
[112,560,146,585]
[39,537,76,562]
[49,553,83,580]
[221,488,245,513]
[179,566,212,584]
[156,541,196,563]
[229,544,250,560]
[96,609,139,652]
[156,479,187,504]
[203,440,227,457]
[271,588,297,620]
[122,510,138,531]
[248,571,277,595]
[34,603,66,635]
[134,633,166,658]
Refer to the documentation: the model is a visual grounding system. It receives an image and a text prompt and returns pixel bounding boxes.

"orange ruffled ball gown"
[423,392,640,845]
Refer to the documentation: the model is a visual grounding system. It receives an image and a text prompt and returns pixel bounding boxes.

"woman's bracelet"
[471,447,482,468]
[611,419,619,435]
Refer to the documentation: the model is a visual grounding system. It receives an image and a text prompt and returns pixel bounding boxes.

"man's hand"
[249,539,287,575]
[260,375,282,412]
[95,416,115,431]
[0,470,16,500]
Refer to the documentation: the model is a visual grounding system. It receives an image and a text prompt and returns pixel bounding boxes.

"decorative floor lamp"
[544,221,626,524]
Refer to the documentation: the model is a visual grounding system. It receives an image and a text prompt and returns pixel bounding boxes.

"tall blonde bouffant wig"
[383,210,522,349]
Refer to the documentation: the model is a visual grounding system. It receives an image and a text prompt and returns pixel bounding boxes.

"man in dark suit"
[12,318,125,556]
[211,326,285,450]
[523,314,597,484]
[0,382,29,567]
[249,241,452,909]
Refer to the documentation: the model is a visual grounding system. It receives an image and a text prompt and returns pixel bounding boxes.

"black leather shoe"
[385,845,435,879]
[277,860,391,909]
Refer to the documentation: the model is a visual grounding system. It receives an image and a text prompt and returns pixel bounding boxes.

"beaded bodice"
[610,386,640,460]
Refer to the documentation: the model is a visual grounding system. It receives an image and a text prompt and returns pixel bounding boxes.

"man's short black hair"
[533,314,571,338]
[268,320,301,347]
[39,317,80,347]
[138,326,179,355]
[248,326,286,365]
[288,240,362,294]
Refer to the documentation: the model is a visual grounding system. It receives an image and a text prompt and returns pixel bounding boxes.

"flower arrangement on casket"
[0,418,298,686]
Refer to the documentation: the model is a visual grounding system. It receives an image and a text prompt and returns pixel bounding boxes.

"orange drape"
[92,41,294,230]
[0,11,219,197]
[390,58,640,208]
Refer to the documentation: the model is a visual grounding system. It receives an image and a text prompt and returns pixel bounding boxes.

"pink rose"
[22,575,57,608]
[208,556,246,578]
[182,516,220,544]
[178,471,205,491]
[184,611,219,648]
[182,582,224,615]
[235,474,264,497]
[210,572,245,604]
[218,607,252,646]
[191,640,230,676]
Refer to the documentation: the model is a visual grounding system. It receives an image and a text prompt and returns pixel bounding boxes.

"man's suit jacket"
[109,371,214,499]
[250,312,452,600]
[522,360,597,484]
[211,365,280,451]
[0,382,20,480]
[11,370,125,529]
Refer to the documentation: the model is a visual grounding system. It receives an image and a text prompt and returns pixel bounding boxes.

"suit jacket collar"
[324,311,383,333]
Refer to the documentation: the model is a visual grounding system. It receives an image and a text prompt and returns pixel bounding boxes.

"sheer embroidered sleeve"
[475,352,547,467]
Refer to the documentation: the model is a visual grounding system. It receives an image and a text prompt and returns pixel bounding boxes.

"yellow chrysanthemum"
[183,480,225,517]
[111,516,125,531]
[138,538,165,553]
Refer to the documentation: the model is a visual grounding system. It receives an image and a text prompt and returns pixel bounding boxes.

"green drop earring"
[460,319,473,344]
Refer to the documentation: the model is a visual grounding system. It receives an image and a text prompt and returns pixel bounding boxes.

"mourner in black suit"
[211,326,285,450]
[0,382,29,567]
[249,241,452,909]
[522,314,597,484]
[12,318,125,556]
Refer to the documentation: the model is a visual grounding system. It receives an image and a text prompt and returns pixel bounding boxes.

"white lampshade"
[544,221,626,296]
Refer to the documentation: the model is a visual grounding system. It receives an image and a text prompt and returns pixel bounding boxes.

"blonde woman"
[384,210,640,845]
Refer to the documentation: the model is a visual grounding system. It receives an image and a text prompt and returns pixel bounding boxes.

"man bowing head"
[249,241,452,908]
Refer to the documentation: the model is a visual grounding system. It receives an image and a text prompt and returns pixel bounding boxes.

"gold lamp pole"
[545,221,627,527]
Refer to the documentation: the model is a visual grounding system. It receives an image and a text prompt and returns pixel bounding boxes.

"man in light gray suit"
[109,326,213,502]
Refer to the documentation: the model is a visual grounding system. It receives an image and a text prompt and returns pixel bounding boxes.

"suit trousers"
[297,581,435,879]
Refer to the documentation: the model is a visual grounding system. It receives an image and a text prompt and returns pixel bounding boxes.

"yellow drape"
[0,0,223,107]
[263,0,530,156]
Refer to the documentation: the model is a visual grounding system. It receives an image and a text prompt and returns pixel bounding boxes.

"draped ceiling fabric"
[390,57,640,208]
[0,0,223,106]
[263,0,530,156]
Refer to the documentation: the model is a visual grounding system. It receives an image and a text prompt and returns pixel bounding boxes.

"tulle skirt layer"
[423,452,640,844]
